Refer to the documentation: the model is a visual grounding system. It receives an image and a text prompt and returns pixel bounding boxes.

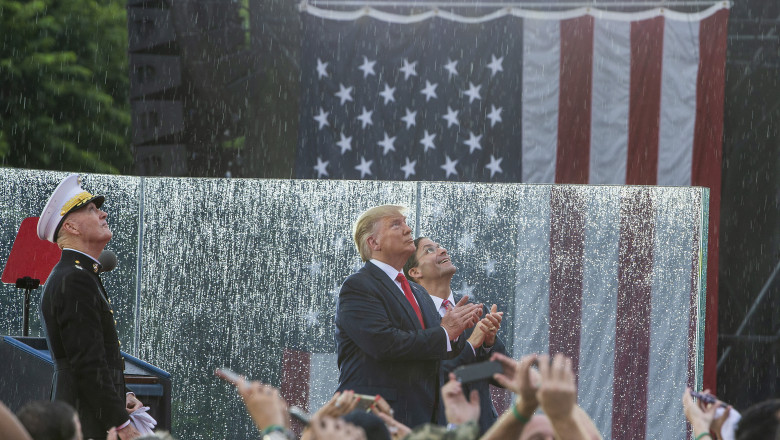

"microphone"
[98,250,118,273]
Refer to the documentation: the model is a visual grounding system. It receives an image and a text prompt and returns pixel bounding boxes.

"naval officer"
[38,174,142,439]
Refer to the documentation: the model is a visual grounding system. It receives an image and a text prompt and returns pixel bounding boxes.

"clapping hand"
[440,296,483,340]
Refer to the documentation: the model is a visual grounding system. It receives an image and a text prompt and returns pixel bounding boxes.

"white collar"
[429,291,455,311]
[370,259,403,282]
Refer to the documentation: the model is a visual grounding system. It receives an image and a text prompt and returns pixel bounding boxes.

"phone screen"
[354,393,377,411]
[454,360,502,383]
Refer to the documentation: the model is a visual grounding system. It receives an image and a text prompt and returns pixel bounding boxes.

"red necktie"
[396,273,425,329]
[442,299,453,311]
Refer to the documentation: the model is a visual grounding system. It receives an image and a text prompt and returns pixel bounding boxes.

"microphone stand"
[15,276,40,337]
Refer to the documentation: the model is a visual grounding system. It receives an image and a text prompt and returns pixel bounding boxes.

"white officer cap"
[37,174,105,243]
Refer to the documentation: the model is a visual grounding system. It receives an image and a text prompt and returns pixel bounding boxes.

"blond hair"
[353,205,408,262]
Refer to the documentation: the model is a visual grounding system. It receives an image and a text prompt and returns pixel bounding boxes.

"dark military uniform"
[40,249,129,438]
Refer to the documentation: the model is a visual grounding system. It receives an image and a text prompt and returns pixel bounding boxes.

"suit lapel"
[364,262,423,330]
[411,283,441,327]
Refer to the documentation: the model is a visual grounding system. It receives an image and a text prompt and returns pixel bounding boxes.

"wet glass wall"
[0,168,708,439]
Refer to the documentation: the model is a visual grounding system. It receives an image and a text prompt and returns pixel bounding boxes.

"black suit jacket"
[335,261,465,428]
[438,301,507,434]
[39,249,129,437]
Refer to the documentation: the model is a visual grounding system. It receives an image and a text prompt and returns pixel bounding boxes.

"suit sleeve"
[483,335,507,388]
[442,302,509,375]
[55,270,129,428]
[337,277,449,361]
[440,339,478,375]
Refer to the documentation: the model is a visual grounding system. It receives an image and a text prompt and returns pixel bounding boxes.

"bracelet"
[260,425,285,436]
[511,403,530,424]
[260,425,294,440]
[694,434,712,440]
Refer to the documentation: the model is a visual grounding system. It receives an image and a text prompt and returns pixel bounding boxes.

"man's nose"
[438,246,448,255]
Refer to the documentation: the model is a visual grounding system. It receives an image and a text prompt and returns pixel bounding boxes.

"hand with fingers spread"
[683,387,719,438]
[441,373,481,425]
[536,353,590,440]
[440,295,483,340]
[536,354,577,421]
[236,379,289,433]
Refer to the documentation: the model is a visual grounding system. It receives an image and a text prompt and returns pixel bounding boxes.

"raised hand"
[536,354,576,421]
[492,352,540,417]
[683,387,719,437]
[236,379,289,433]
[316,390,360,419]
[441,373,480,425]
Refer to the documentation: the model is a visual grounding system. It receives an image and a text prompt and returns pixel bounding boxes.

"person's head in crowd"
[518,414,555,440]
[735,398,780,440]
[16,400,82,440]
[353,205,414,267]
[342,411,391,440]
[403,237,456,284]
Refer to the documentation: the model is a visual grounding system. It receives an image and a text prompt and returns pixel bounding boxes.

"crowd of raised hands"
[229,351,604,440]
[3,352,775,440]
[233,351,780,440]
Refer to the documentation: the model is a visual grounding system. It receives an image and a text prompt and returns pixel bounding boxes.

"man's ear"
[60,220,79,236]
[367,235,380,252]
[408,266,421,280]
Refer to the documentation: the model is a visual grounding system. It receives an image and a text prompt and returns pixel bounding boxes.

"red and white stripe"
[513,185,708,439]
[520,6,728,399]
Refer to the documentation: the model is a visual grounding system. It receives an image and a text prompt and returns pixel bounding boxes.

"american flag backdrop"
[294,2,729,438]
[277,184,712,440]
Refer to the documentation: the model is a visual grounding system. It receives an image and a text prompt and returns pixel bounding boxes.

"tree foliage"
[0,0,131,174]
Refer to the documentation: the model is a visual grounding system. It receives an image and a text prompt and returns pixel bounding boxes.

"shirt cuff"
[442,327,452,352]
[117,419,132,430]
[466,341,477,356]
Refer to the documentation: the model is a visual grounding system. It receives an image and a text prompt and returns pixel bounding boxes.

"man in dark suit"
[37,174,142,439]
[404,236,507,434]
[335,205,483,429]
